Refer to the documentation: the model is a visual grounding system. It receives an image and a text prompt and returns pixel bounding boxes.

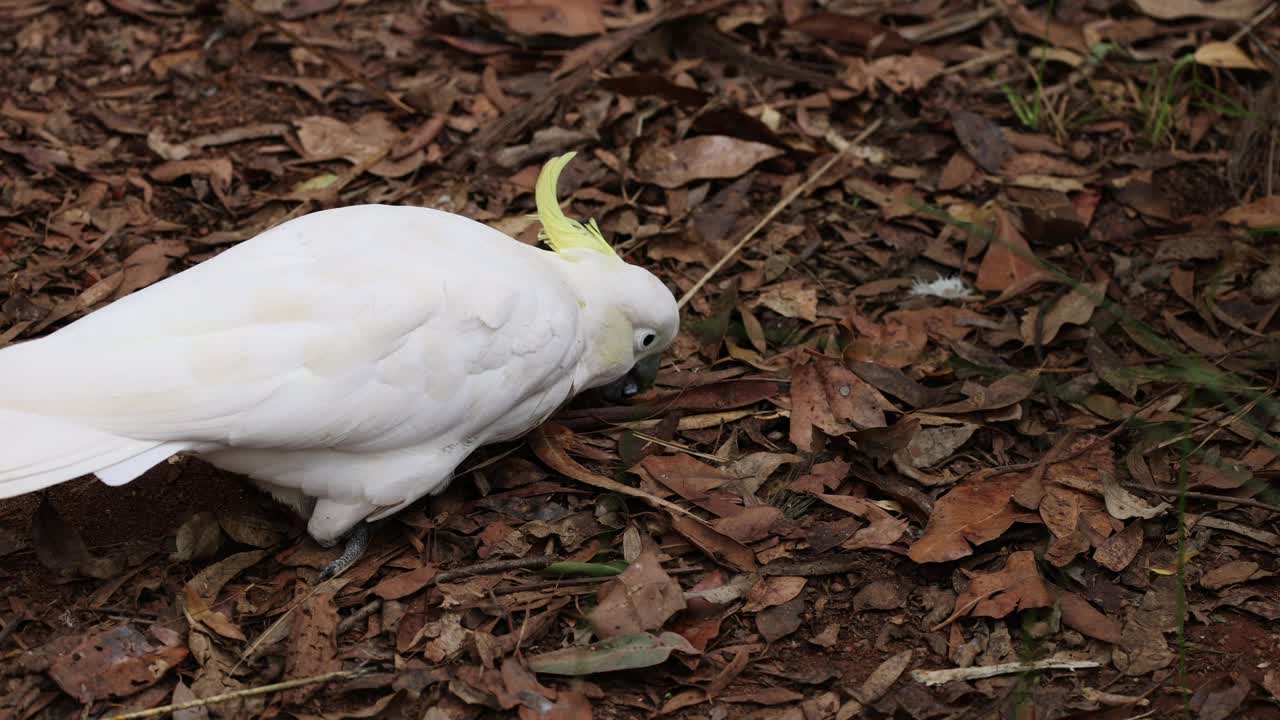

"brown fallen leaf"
[294,114,421,178]
[1194,41,1262,70]
[1019,279,1108,345]
[670,513,759,572]
[851,579,906,612]
[974,206,1052,298]
[1200,560,1272,590]
[742,576,807,612]
[1059,592,1122,644]
[173,511,224,561]
[711,505,784,544]
[1163,310,1229,355]
[370,563,438,600]
[1131,0,1269,20]
[788,12,914,55]
[837,650,912,716]
[756,594,804,642]
[955,551,1052,620]
[1094,521,1144,572]
[789,355,894,451]
[755,278,818,322]
[588,546,686,639]
[1220,194,1280,227]
[47,624,188,703]
[282,590,340,705]
[183,584,245,642]
[847,361,950,409]
[634,135,783,189]
[638,454,739,517]
[31,496,122,579]
[488,0,606,37]
[149,157,233,196]
[950,109,1013,174]
[909,471,1037,563]
[845,53,944,95]
[216,510,290,548]
[114,241,189,300]
[1190,673,1252,720]
[922,371,1039,414]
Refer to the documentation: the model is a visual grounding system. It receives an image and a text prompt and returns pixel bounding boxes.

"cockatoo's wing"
[0,205,583,494]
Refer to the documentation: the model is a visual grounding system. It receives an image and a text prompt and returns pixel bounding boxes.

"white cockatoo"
[0,152,679,574]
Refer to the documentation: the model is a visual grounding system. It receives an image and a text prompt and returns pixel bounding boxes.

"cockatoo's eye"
[635,329,657,351]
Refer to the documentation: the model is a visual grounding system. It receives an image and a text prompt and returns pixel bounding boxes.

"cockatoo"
[0,152,679,575]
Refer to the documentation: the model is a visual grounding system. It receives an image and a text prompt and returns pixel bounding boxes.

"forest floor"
[2,0,1280,718]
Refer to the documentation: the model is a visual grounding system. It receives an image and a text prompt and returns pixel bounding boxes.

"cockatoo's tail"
[0,151,679,575]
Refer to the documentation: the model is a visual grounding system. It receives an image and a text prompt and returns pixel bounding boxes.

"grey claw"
[319,524,369,580]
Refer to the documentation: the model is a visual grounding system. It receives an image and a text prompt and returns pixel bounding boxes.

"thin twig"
[102,669,367,719]
[1125,483,1280,515]
[435,555,555,584]
[335,556,556,636]
[677,119,883,309]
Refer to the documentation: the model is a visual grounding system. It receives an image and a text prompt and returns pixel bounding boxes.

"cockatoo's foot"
[319,523,368,580]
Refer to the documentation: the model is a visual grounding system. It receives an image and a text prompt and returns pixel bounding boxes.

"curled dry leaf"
[149,157,233,196]
[908,471,1035,563]
[837,649,912,716]
[1019,279,1108,345]
[216,510,290,548]
[634,135,784,189]
[173,511,224,561]
[954,550,1052,620]
[923,371,1038,414]
[1101,474,1169,520]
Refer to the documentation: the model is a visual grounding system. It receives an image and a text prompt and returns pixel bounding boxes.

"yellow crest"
[536,151,616,258]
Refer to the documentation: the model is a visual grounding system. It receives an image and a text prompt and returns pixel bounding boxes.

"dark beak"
[596,354,661,403]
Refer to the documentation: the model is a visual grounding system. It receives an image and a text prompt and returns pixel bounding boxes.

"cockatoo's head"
[536,152,679,400]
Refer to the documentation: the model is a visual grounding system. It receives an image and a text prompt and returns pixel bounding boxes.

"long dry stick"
[677,118,883,309]
[102,669,367,720]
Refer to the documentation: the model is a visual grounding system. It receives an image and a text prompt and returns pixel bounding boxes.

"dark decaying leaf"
[47,624,188,703]
[31,496,121,579]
